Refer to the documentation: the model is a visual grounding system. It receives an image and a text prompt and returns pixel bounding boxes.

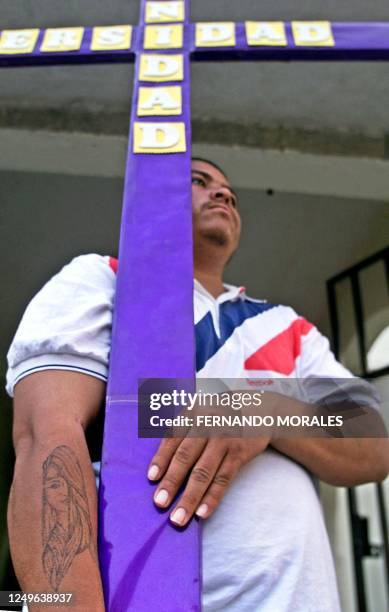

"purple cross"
[2,4,389,610]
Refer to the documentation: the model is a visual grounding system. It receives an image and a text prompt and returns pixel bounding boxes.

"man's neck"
[193,237,229,298]
[194,269,225,298]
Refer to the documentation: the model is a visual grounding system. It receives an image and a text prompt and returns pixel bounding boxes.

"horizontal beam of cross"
[2,22,389,67]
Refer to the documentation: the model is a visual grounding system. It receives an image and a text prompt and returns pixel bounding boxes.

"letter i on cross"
[2,3,389,609]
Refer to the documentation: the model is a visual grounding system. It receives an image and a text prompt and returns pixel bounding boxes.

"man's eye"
[192,177,205,187]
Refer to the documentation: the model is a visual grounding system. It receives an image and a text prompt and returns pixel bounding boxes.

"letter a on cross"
[2,1,389,609]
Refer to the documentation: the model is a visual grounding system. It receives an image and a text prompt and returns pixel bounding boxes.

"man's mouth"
[205,203,231,217]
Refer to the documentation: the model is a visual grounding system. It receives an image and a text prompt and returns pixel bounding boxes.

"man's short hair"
[191,157,229,182]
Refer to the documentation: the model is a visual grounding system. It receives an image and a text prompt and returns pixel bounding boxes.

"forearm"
[271,436,389,486]
[8,422,105,611]
[262,390,389,486]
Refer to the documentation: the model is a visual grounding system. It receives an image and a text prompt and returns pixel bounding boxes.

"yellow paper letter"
[245,22,287,46]
[292,21,334,47]
[139,54,184,82]
[145,1,184,23]
[138,86,182,116]
[41,27,84,52]
[91,25,132,51]
[195,22,235,47]
[144,24,183,49]
[0,29,39,54]
[134,122,186,154]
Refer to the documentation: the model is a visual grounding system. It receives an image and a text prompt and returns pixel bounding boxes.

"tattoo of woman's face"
[45,468,69,513]
[42,445,93,591]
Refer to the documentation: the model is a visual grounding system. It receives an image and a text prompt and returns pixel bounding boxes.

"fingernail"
[154,489,169,506]
[196,503,208,518]
[148,464,159,480]
[170,507,187,526]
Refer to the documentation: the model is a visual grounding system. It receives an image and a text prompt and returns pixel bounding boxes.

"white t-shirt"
[8,253,353,611]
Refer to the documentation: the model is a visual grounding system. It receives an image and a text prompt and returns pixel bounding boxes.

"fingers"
[168,439,228,526]
[149,437,208,510]
[147,436,184,481]
[148,436,269,527]
[192,454,241,520]
[154,439,240,527]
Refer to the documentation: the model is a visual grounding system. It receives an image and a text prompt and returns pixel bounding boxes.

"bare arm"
[8,371,106,611]
[271,436,389,487]
[269,393,389,487]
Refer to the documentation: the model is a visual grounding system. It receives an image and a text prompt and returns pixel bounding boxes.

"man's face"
[191,160,241,255]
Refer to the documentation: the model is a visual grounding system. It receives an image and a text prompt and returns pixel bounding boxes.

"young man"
[6,159,388,611]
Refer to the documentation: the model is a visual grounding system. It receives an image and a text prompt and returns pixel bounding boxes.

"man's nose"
[210,186,232,206]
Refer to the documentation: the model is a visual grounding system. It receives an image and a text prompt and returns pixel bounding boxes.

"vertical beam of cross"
[98,1,200,610]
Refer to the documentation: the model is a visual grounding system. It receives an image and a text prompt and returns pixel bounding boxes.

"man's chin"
[201,228,229,247]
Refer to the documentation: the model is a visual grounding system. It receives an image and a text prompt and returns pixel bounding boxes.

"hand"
[147,435,270,526]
